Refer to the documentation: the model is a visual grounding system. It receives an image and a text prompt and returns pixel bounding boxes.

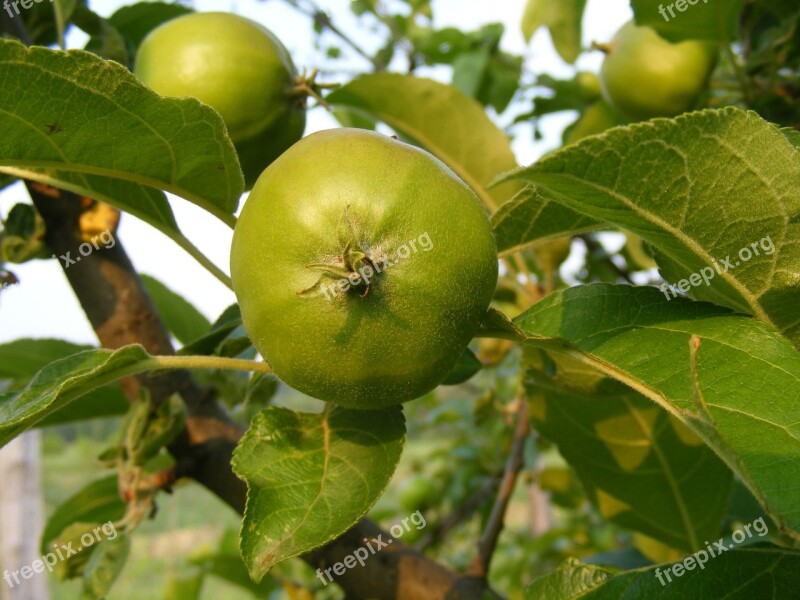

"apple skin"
[230,129,498,408]
[600,21,718,121]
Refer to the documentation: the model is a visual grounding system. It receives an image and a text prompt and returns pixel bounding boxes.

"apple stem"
[591,41,613,55]
[294,67,339,109]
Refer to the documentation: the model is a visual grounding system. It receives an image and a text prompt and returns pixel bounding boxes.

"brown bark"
[28,183,247,507]
[27,184,498,599]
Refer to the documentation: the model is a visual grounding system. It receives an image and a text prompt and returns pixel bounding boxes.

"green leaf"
[554,547,800,599]
[72,6,129,64]
[132,393,186,464]
[631,0,744,43]
[491,185,598,255]
[331,108,376,131]
[0,339,129,425]
[164,567,204,600]
[442,348,482,385]
[41,476,126,555]
[0,338,89,380]
[0,345,153,447]
[189,530,276,595]
[0,203,48,263]
[510,284,800,539]
[351,0,377,16]
[18,0,82,46]
[728,480,767,526]
[505,108,800,349]
[141,274,211,345]
[0,173,16,191]
[452,48,491,98]
[106,2,194,57]
[49,522,108,579]
[482,54,523,113]
[232,406,406,580]
[327,73,520,210]
[0,39,242,225]
[516,73,600,121]
[80,535,131,600]
[521,0,587,63]
[411,27,469,64]
[525,558,613,599]
[564,99,628,145]
[477,306,522,339]
[178,304,242,356]
[38,384,129,426]
[41,519,123,582]
[526,352,732,552]
[782,126,800,149]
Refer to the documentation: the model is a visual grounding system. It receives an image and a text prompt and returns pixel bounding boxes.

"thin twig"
[467,400,529,577]
[512,253,539,299]
[415,474,502,551]
[723,42,752,105]
[579,234,634,284]
[500,258,533,303]
[281,0,385,71]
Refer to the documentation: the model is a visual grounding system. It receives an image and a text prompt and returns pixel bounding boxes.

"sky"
[0,0,633,345]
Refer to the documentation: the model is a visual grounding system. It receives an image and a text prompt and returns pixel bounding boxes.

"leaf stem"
[511,253,539,299]
[579,234,634,284]
[54,354,272,415]
[53,0,67,49]
[415,474,501,551]
[147,354,271,374]
[173,234,233,290]
[723,41,752,105]
[63,354,271,410]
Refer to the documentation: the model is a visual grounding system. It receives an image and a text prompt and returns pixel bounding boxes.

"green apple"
[600,21,717,120]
